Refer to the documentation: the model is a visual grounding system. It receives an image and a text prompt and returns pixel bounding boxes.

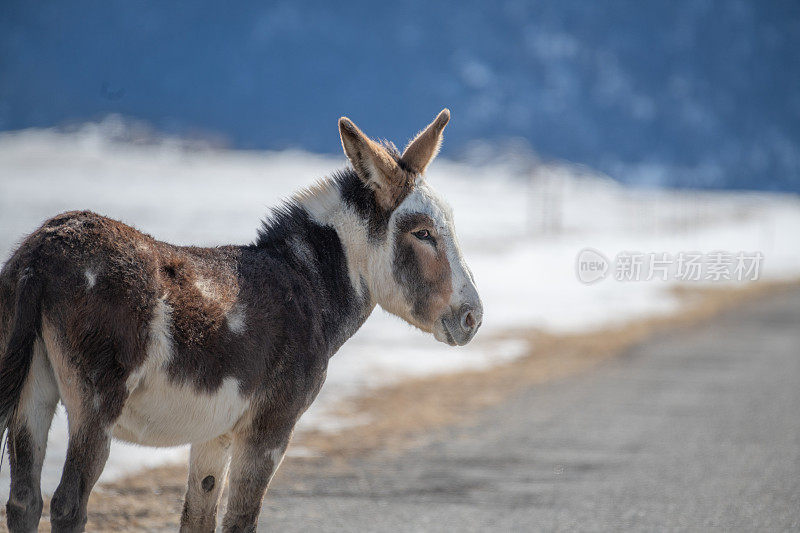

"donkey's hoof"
[6,493,44,533]
[50,517,88,533]
[221,514,258,533]
[50,494,87,533]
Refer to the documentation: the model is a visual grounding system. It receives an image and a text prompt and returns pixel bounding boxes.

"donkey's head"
[337,110,482,346]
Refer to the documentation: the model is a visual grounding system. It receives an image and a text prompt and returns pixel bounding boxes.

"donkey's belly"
[113,374,250,447]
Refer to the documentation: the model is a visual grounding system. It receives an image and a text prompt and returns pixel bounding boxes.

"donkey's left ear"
[400,109,450,174]
[339,116,409,209]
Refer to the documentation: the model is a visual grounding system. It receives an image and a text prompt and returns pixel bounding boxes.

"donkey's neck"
[289,170,384,303]
[252,171,378,354]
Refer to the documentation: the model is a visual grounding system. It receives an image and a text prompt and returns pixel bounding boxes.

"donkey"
[0,109,482,532]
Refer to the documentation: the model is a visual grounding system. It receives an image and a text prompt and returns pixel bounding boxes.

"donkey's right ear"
[338,117,403,208]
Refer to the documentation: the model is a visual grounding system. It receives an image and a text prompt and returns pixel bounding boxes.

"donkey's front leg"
[180,433,233,532]
[221,425,292,533]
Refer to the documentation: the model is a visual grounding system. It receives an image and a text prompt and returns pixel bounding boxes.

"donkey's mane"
[254,141,411,247]
[253,168,368,248]
[253,198,312,249]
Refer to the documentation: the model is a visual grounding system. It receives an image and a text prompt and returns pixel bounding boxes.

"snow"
[1,126,799,498]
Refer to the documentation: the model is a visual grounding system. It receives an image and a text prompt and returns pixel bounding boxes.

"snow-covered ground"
[1,124,799,497]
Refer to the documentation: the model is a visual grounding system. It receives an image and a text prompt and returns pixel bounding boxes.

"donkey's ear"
[400,109,450,174]
[339,117,405,208]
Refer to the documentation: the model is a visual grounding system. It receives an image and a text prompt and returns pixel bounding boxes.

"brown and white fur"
[0,109,482,532]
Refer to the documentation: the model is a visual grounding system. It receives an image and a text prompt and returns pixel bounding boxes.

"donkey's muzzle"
[442,302,483,346]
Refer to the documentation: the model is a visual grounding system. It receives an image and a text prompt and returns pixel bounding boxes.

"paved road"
[262,290,800,531]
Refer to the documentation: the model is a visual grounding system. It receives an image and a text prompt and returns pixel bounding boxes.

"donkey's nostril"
[464,311,476,329]
[460,306,477,332]
[456,302,482,340]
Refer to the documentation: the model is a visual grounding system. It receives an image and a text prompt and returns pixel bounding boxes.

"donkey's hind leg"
[49,423,112,533]
[48,376,127,533]
[45,345,127,532]
[180,433,233,532]
[5,339,60,533]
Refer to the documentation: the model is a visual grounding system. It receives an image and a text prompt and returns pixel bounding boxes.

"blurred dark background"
[1,1,799,191]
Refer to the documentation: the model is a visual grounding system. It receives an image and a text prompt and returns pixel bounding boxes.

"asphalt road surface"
[262,290,800,531]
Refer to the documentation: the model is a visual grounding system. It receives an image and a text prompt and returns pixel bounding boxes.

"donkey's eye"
[412,229,433,242]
